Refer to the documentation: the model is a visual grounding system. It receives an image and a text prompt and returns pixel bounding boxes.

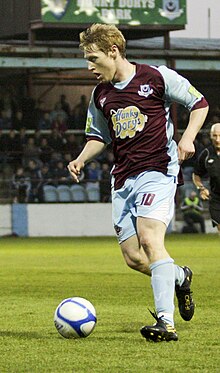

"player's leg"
[137,216,176,323]
[120,234,151,276]
[137,215,178,341]
[112,172,194,340]
[112,171,189,288]
[133,172,194,341]
[112,176,151,276]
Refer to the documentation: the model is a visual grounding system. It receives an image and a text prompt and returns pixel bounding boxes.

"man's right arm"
[68,140,106,183]
[192,148,210,200]
[192,173,210,200]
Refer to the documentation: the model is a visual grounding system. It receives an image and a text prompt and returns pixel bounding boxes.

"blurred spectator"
[0,109,12,129]
[13,110,26,131]
[49,151,63,168]
[39,137,53,164]
[18,127,28,150]
[5,129,23,166]
[63,152,72,166]
[50,102,68,124]
[51,113,68,133]
[48,128,65,152]
[33,100,47,127]
[22,137,40,167]
[85,160,101,182]
[37,163,54,202]
[103,149,114,169]
[53,160,71,185]
[63,133,80,159]
[34,129,43,146]
[25,159,42,202]
[0,90,17,121]
[11,165,31,203]
[181,190,205,233]
[68,108,76,129]
[37,111,52,130]
[59,94,71,116]
[99,162,111,202]
[72,95,88,129]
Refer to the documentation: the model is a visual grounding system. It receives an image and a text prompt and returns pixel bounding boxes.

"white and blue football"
[54,297,97,339]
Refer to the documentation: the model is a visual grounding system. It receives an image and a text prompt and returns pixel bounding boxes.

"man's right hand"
[67,159,85,183]
[200,187,210,200]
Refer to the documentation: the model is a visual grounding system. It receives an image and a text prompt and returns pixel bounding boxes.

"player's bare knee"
[139,233,152,252]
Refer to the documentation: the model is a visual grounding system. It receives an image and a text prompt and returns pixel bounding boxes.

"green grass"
[0,234,219,373]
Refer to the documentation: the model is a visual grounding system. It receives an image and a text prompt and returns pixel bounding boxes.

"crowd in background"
[0,127,113,203]
[0,90,88,132]
[0,88,219,204]
[0,89,112,203]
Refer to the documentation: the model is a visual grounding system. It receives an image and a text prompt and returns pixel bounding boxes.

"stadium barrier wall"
[0,204,217,237]
[0,203,115,237]
[0,204,12,236]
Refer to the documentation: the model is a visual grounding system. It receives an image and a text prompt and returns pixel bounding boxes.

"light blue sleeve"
[85,89,112,145]
[157,65,203,111]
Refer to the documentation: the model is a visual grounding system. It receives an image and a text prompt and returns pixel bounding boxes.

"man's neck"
[112,60,135,83]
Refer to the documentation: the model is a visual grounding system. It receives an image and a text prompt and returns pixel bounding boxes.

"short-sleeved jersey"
[85,63,207,190]
[194,145,220,197]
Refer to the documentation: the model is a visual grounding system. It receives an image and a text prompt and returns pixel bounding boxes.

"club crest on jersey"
[138,84,153,98]
[111,106,148,139]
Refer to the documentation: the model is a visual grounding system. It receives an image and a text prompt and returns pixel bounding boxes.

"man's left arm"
[178,106,209,163]
[158,65,209,163]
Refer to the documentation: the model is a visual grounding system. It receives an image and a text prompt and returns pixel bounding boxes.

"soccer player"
[193,123,220,235]
[68,24,209,342]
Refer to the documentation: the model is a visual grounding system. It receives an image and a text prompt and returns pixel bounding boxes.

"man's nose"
[88,62,94,71]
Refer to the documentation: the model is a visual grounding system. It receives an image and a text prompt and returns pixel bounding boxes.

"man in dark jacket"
[193,123,220,235]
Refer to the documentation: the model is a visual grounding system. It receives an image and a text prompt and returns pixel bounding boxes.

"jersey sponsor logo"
[111,105,147,139]
[138,84,153,98]
[141,193,155,206]
[188,85,202,99]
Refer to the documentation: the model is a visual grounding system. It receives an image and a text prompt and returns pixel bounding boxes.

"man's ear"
[109,45,118,59]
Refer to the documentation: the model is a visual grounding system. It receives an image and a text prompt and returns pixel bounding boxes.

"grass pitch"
[0,234,219,373]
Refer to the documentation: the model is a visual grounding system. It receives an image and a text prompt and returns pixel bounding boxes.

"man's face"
[85,44,116,83]
[211,124,220,152]
[189,192,197,201]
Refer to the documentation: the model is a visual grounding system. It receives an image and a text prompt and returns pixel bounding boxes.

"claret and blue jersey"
[85,63,208,190]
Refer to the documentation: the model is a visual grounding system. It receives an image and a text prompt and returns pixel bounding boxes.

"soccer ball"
[54,297,97,339]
